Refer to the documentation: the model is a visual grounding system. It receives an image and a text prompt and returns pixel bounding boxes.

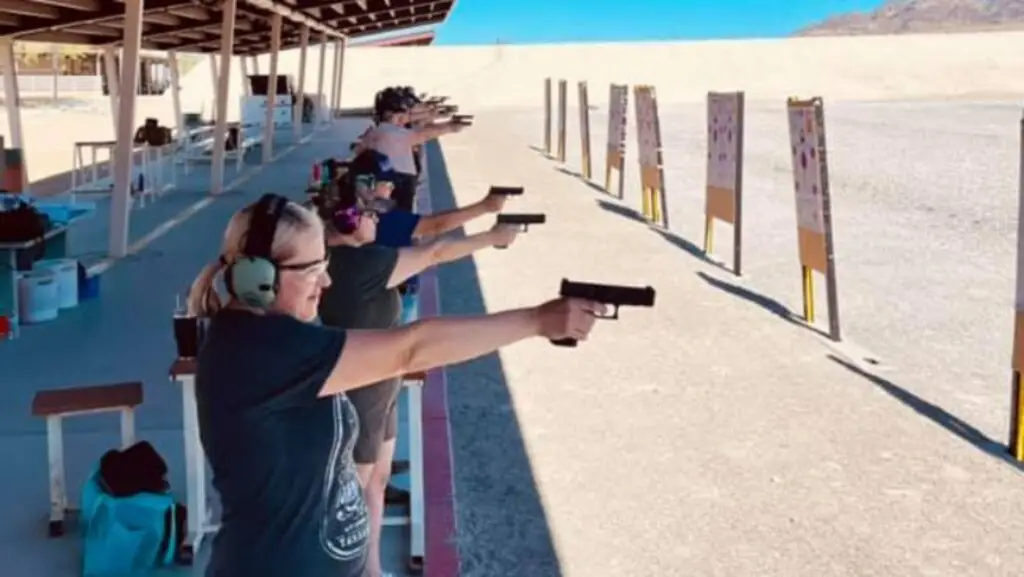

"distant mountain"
[795,0,1024,36]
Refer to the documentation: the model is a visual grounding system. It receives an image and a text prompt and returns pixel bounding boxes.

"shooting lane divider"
[578,81,593,180]
[633,85,668,229]
[556,79,568,164]
[543,77,552,155]
[1010,112,1024,461]
[703,91,745,276]
[605,83,628,198]
[787,97,841,342]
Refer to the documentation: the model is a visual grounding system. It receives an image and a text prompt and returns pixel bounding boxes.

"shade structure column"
[168,51,184,140]
[240,56,250,96]
[315,33,327,126]
[209,0,238,196]
[262,13,282,164]
[293,26,309,140]
[334,37,347,114]
[328,41,339,119]
[251,55,260,75]
[208,53,219,121]
[102,46,120,136]
[0,39,27,192]
[109,0,144,259]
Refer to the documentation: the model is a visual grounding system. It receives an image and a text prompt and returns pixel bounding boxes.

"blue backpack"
[80,442,188,576]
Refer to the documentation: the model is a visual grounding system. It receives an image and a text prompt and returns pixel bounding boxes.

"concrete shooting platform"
[0,118,428,576]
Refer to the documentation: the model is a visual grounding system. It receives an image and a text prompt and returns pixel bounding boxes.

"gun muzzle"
[488,186,525,196]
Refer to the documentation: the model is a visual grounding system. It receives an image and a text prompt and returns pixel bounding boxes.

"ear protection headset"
[331,204,363,235]
[224,193,288,308]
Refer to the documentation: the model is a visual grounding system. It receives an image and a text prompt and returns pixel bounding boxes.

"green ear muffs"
[226,256,279,308]
[224,194,289,309]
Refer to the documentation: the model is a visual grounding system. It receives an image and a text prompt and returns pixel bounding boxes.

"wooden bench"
[31,381,144,537]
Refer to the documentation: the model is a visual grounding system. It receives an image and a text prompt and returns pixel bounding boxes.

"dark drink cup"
[173,315,200,358]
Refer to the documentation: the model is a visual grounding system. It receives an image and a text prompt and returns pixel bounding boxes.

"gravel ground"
[431,102,1024,577]
[517,97,1024,443]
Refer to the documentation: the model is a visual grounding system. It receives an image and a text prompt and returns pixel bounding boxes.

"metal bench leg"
[45,415,66,537]
[407,383,425,567]
[120,407,135,448]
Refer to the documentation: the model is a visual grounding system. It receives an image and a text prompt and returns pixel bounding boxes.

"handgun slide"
[488,186,524,196]
[496,213,546,227]
[551,279,657,347]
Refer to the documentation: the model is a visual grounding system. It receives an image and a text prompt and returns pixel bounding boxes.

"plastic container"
[77,263,100,301]
[18,271,59,324]
[35,259,79,309]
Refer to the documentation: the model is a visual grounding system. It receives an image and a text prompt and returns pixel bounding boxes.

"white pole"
[51,44,59,104]
[209,0,237,195]
[328,41,339,119]
[208,53,218,121]
[240,56,250,96]
[102,46,120,136]
[315,33,327,126]
[0,39,27,192]
[168,51,183,139]
[262,13,282,164]
[109,0,144,259]
[335,38,346,115]
[251,55,260,75]
[293,26,309,140]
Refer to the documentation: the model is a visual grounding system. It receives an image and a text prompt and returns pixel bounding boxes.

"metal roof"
[349,28,434,47]
[0,0,454,54]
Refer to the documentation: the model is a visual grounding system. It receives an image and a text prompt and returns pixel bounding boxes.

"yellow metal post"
[802,266,816,323]
[703,217,714,254]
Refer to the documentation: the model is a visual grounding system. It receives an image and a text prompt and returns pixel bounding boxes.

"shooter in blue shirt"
[346,149,510,322]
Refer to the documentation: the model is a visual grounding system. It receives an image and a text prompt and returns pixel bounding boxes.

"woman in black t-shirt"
[188,195,602,577]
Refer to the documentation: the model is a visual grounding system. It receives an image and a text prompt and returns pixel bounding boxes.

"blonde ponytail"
[187,260,225,318]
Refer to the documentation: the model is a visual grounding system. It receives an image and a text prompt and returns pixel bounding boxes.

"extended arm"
[321,308,542,395]
[408,122,461,146]
[385,228,505,289]
[413,200,491,239]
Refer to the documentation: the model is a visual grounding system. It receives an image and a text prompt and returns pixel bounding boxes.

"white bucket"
[35,259,79,309]
[18,271,60,324]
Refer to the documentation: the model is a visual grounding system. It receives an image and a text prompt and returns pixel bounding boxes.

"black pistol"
[451,114,474,126]
[551,279,656,347]
[488,186,524,197]
[494,213,546,249]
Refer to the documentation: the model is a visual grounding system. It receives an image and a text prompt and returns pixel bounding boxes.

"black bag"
[0,197,50,269]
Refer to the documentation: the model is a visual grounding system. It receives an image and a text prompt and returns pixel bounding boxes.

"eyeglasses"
[279,256,330,277]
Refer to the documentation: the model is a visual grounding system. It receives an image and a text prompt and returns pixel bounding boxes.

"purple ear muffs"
[332,205,362,235]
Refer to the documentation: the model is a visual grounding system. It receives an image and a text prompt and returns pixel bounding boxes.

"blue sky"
[433,0,887,45]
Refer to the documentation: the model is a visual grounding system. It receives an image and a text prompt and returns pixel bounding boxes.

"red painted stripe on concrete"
[416,153,461,577]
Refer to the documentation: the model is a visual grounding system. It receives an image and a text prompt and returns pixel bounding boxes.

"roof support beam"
[241,0,344,39]
[0,0,188,39]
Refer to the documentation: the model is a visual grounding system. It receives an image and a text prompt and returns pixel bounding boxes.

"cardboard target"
[578,81,593,180]
[703,91,745,275]
[786,97,841,341]
[604,83,628,198]
[633,85,668,228]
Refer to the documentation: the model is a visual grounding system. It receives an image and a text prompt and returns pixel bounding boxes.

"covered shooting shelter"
[0,0,454,259]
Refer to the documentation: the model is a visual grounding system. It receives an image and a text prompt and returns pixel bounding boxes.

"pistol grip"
[550,337,578,347]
